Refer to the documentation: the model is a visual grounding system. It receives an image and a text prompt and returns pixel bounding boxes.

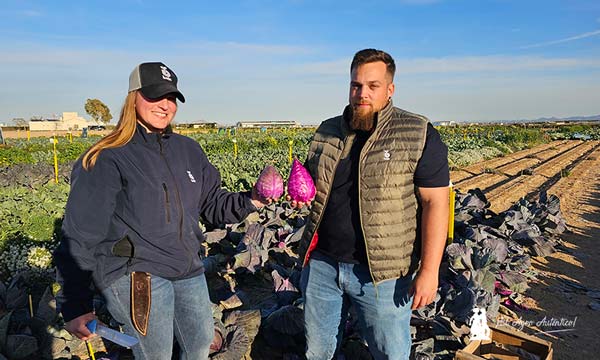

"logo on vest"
[383,150,391,161]
[160,66,173,82]
[187,170,196,183]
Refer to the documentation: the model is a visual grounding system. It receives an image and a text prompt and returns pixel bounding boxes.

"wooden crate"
[455,324,553,360]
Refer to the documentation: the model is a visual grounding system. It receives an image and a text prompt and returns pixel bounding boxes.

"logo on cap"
[160,66,172,82]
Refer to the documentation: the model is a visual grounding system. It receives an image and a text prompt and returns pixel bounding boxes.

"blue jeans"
[101,273,213,360]
[301,251,413,360]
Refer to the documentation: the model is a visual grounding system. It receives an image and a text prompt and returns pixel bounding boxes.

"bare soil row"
[451,140,600,212]
[450,141,571,183]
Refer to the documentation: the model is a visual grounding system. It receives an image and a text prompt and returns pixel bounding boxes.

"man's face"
[349,61,395,131]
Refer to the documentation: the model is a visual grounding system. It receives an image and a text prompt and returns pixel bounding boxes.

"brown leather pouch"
[130,271,151,336]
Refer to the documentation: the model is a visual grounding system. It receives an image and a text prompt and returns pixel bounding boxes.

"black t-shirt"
[316,123,449,264]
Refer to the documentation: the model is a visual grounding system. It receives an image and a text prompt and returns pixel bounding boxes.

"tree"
[84,99,112,125]
[14,118,28,130]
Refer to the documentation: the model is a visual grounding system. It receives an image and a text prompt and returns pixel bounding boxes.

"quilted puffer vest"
[300,101,428,284]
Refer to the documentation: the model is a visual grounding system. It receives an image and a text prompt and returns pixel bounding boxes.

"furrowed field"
[0,123,599,359]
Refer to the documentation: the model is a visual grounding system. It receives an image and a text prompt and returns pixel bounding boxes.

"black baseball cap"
[128,62,185,103]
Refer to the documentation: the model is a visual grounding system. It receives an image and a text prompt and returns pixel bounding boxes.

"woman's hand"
[250,187,278,209]
[64,312,98,340]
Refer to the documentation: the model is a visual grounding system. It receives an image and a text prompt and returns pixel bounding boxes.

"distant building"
[177,121,218,129]
[236,120,300,129]
[432,120,457,127]
[29,112,90,131]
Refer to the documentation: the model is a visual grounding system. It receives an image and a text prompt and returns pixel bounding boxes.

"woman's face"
[135,92,178,133]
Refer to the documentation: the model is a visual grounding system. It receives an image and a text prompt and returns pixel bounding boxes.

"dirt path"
[450,141,600,359]
[525,145,600,360]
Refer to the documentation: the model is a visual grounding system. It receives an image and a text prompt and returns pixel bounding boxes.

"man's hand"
[286,195,312,209]
[64,312,97,340]
[410,268,439,310]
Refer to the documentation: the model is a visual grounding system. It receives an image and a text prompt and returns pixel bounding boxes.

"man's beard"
[350,105,375,131]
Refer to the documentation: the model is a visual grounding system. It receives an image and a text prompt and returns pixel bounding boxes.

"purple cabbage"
[287,159,316,203]
[255,165,284,199]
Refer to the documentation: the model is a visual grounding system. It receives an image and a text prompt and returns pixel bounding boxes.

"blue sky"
[1,0,599,124]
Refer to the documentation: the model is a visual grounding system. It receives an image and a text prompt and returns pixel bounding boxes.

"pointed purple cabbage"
[255,165,284,199]
[287,159,316,202]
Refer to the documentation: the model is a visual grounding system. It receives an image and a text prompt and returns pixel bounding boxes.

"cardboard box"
[455,324,553,360]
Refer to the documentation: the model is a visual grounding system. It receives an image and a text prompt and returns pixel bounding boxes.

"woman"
[54,62,267,359]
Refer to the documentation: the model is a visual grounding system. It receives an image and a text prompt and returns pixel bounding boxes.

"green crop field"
[1,124,598,265]
[0,122,598,359]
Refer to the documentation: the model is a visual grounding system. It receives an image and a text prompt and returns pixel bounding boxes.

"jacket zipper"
[158,136,193,274]
[162,183,171,223]
[303,134,353,266]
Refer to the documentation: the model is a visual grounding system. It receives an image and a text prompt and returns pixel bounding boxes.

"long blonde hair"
[82,91,138,170]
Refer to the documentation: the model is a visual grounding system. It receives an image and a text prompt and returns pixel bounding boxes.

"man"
[298,49,450,359]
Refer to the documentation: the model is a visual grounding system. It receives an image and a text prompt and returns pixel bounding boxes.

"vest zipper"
[158,136,193,275]
[302,135,353,266]
[162,183,171,223]
[358,119,382,294]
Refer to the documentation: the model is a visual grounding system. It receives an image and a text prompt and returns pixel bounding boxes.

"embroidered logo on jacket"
[383,150,391,160]
[187,170,196,183]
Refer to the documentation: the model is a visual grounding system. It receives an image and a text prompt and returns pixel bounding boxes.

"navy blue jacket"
[54,124,256,321]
